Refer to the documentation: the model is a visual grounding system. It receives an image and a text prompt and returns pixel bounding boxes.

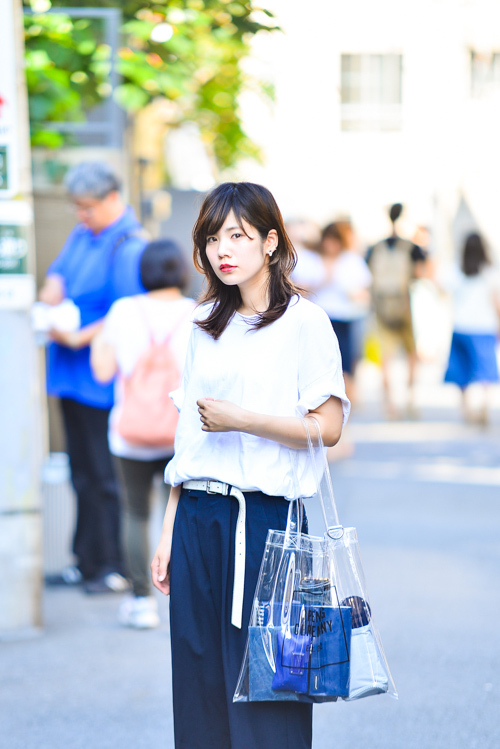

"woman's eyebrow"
[224,225,241,232]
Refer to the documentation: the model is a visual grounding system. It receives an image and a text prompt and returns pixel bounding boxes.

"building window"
[470,51,500,99]
[340,54,402,132]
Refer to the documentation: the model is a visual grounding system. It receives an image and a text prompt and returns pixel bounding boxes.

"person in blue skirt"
[151,182,350,749]
[443,232,500,424]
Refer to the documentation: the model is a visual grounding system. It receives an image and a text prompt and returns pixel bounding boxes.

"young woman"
[151,183,350,749]
[442,232,500,424]
[91,240,195,628]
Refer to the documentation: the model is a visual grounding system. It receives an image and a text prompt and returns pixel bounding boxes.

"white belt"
[182,479,247,629]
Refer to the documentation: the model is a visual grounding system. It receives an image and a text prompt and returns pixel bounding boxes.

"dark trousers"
[170,487,313,749]
[330,318,355,375]
[60,398,123,580]
[114,455,170,597]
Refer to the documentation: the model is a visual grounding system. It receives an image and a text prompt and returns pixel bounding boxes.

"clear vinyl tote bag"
[233,417,397,704]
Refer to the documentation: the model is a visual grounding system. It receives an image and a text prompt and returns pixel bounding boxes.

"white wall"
[235,0,500,256]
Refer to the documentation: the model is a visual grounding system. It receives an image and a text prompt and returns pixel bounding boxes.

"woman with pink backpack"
[91,240,195,628]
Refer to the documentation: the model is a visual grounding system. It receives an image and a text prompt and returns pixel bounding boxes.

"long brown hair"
[461,232,490,277]
[193,182,298,340]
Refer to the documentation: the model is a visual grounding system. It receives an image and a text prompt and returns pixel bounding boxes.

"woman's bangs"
[230,201,254,238]
[198,192,234,243]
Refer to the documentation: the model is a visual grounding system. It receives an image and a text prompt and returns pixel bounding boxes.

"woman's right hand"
[151,536,172,596]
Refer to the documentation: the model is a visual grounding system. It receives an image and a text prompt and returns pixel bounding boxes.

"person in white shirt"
[314,221,371,407]
[150,182,349,749]
[442,232,500,424]
[286,218,325,294]
[91,240,195,628]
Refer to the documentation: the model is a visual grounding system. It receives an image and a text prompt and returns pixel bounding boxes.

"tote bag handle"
[303,417,343,539]
[286,417,343,545]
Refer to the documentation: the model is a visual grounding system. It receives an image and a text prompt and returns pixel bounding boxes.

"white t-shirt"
[313,251,372,321]
[164,295,350,499]
[102,294,196,460]
[292,248,326,290]
[441,265,500,334]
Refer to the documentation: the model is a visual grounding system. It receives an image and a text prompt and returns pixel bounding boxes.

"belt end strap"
[229,486,246,629]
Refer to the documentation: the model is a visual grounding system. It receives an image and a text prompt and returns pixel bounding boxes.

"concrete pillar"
[0,0,43,636]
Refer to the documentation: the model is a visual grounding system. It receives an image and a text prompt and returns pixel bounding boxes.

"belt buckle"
[206,480,227,495]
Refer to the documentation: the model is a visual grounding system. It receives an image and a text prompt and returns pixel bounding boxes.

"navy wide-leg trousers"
[169,486,313,749]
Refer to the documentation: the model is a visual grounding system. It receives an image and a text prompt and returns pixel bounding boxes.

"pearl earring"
[268,250,273,256]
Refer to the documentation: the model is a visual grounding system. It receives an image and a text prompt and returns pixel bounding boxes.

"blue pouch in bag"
[272,629,312,693]
[272,603,352,699]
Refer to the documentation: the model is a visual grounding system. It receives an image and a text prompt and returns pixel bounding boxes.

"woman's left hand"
[197,397,248,432]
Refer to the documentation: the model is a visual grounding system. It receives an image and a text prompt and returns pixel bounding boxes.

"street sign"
[0,2,19,198]
[0,200,32,277]
[0,145,8,191]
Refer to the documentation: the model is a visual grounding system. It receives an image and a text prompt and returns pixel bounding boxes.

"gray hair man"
[39,160,147,593]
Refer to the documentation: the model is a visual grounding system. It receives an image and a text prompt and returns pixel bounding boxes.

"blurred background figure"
[315,221,371,405]
[367,203,429,419]
[91,240,195,628]
[441,232,500,425]
[286,218,324,295]
[313,221,371,459]
[38,161,147,593]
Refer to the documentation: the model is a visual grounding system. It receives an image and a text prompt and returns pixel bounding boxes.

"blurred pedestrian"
[39,161,147,592]
[367,203,429,418]
[315,221,371,406]
[442,232,500,424]
[287,218,324,295]
[151,182,349,749]
[91,240,195,628]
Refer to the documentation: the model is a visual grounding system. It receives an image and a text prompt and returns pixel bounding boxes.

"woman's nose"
[218,241,231,258]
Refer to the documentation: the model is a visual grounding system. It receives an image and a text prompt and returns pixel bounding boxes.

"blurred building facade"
[239,0,500,259]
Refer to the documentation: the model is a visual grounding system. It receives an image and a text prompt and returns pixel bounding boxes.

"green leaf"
[31,130,66,148]
[24,1,277,169]
[113,82,150,111]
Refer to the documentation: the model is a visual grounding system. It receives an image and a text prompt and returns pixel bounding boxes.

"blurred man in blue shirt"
[39,161,147,592]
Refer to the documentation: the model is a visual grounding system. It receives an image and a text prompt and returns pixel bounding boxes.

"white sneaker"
[61,565,83,584]
[103,572,130,592]
[118,595,160,629]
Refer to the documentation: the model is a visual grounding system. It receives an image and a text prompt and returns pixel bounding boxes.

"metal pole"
[0,0,43,637]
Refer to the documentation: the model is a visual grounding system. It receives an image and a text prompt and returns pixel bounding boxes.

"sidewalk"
[1,586,174,749]
[2,360,500,749]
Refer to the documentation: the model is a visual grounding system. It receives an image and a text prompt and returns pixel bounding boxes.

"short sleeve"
[101,298,125,347]
[47,227,81,278]
[338,255,372,293]
[296,304,351,425]
[110,237,146,301]
[292,250,325,289]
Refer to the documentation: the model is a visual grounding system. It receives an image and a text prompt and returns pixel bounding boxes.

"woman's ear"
[265,229,278,256]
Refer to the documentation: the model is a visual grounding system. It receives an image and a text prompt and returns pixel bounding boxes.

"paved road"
[2,404,499,749]
[311,411,500,749]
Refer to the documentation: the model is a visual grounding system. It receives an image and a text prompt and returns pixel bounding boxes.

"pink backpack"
[116,300,190,447]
